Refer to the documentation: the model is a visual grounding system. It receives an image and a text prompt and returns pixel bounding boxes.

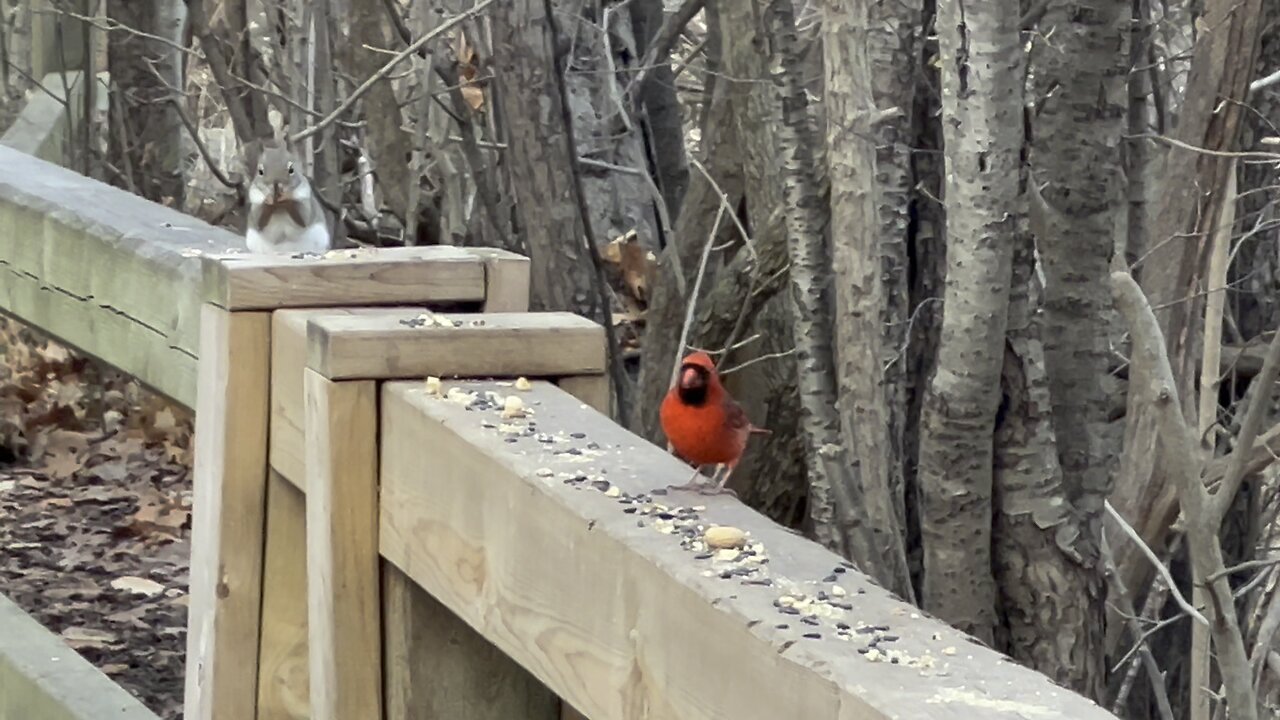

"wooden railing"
[0,146,1120,720]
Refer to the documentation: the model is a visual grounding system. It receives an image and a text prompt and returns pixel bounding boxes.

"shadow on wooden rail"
[0,144,1118,720]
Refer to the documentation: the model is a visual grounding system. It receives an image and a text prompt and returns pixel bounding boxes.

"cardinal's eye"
[287,162,295,175]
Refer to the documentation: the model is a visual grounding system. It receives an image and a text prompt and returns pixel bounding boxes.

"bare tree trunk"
[344,0,413,227]
[489,0,601,320]
[628,0,689,218]
[764,0,907,592]
[489,0,657,324]
[821,0,913,601]
[916,0,1022,641]
[311,0,339,201]
[865,0,921,533]
[1023,0,1127,696]
[993,236,1104,699]
[106,0,187,204]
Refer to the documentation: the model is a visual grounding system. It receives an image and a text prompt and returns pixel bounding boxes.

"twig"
[290,0,493,144]
[689,155,754,257]
[1251,68,1280,95]
[1102,534,1177,720]
[1132,132,1280,162]
[1210,321,1280,524]
[170,97,240,191]
[1105,500,1209,626]
[720,348,798,377]
[669,202,725,390]
[1111,270,1260,719]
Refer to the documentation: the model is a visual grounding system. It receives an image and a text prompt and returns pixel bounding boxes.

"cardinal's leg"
[698,463,739,497]
[667,464,708,492]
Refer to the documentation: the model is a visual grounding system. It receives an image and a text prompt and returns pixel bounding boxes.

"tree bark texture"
[489,0,602,321]
[1030,0,1126,531]
[765,0,907,592]
[344,0,413,227]
[490,0,658,323]
[822,0,913,601]
[916,0,1023,641]
[628,0,691,219]
[106,0,187,205]
[993,237,1104,700]
[1024,2,1127,695]
[865,0,922,531]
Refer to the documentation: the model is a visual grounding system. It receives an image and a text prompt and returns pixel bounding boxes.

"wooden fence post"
[305,374,381,720]
[183,305,271,720]
[255,470,310,720]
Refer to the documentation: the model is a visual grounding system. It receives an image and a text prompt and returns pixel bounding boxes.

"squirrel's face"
[253,147,306,204]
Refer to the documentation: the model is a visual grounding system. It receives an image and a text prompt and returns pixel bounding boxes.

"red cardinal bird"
[659,351,768,496]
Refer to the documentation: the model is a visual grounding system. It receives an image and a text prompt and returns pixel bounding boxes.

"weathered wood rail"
[0,145,1120,719]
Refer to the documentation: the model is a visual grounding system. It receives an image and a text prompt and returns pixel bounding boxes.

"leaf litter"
[0,316,190,719]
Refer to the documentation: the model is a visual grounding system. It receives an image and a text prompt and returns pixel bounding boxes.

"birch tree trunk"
[865,0,921,530]
[916,0,1023,641]
[764,0,907,593]
[994,237,1104,699]
[822,0,913,601]
[1024,0,1127,696]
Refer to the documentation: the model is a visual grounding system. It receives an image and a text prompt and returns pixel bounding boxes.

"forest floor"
[0,316,191,720]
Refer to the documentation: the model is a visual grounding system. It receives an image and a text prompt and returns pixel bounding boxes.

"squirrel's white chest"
[245,212,331,255]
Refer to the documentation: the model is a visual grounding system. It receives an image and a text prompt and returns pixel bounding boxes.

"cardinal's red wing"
[723,399,751,432]
[724,398,770,435]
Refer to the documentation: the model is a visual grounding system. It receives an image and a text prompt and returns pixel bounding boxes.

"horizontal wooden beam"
[270,309,604,487]
[0,145,226,409]
[307,311,606,380]
[201,246,488,311]
[0,147,523,410]
[379,380,1117,720]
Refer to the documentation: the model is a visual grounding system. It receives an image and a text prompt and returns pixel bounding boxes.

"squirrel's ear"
[244,140,264,173]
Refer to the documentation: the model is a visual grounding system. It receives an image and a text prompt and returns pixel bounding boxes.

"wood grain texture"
[183,306,271,720]
[0,147,227,409]
[0,266,199,407]
[378,380,1119,720]
[256,471,310,720]
[307,311,606,380]
[304,373,381,720]
[203,246,487,311]
[472,247,532,312]
[381,562,560,720]
[269,308,423,487]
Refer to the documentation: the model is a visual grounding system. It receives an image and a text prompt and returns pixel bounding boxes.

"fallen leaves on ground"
[0,316,192,720]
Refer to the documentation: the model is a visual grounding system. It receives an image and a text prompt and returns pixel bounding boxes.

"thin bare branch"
[1105,500,1209,626]
[290,0,494,144]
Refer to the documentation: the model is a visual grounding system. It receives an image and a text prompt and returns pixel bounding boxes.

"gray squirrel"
[244,140,332,254]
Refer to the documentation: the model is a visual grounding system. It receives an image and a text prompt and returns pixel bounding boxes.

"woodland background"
[0,0,1278,718]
